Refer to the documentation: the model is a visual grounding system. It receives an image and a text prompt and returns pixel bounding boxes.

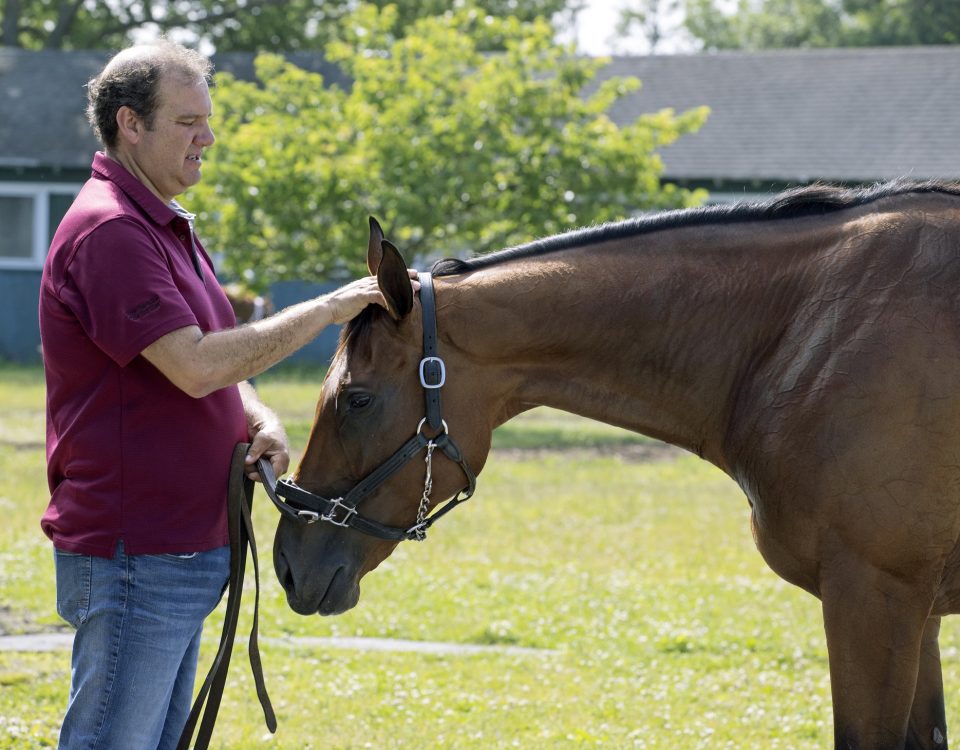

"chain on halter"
[411,438,437,541]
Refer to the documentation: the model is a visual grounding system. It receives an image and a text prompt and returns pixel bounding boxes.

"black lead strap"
[177,443,276,750]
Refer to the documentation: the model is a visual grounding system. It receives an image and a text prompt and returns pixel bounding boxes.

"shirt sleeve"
[56,217,200,367]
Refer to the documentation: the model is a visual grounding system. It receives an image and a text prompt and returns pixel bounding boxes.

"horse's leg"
[821,557,933,750]
[906,616,948,750]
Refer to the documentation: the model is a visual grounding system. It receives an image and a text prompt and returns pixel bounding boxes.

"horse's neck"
[439,229,810,469]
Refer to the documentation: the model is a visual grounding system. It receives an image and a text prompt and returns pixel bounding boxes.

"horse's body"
[274,181,960,749]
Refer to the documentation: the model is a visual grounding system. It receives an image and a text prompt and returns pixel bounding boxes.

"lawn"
[3,363,958,748]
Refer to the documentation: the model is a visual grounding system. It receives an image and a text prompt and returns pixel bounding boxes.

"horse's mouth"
[281,563,360,616]
[316,570,361,616]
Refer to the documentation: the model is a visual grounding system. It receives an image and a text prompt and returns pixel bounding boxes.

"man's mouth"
[187,154,202,163]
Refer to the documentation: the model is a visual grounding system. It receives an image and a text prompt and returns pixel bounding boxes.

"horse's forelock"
[337,303,398,364]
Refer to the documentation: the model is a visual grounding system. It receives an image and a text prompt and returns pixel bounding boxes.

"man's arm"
[239,381,289,480]
[142,275,390,398]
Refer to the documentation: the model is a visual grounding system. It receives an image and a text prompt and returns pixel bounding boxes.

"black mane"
[432,179,960,277]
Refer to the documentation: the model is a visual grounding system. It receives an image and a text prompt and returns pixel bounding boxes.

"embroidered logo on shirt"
[127,295,161,321]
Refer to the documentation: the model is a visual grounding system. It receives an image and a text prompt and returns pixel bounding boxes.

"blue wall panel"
[0,270,42,363]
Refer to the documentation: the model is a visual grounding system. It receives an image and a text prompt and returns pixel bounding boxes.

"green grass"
[3,363,960,747]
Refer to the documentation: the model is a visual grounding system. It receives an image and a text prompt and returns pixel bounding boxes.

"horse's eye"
[347,392,373,410]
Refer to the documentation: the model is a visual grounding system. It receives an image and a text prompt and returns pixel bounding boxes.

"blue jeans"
[54,541,230,750]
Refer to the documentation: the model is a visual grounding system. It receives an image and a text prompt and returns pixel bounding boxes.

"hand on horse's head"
[325,270,420,325]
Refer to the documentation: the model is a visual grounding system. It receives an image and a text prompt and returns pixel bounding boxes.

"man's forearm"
[239,381,291,478]
[195,295,337,393]
[239,381,283,434]
[142,274,394,399]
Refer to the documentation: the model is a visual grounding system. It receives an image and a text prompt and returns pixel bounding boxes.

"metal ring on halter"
[417,417,448,435]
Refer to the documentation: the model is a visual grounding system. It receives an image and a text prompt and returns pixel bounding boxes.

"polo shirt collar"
[91,151,178,227]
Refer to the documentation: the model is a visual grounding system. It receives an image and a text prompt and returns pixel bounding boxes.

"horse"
[271,179,960,750]
[222,283,272,326]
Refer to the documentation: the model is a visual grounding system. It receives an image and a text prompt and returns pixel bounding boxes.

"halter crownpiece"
[259,272,477,541]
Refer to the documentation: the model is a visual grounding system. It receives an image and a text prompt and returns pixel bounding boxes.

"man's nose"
[197,123,215,147]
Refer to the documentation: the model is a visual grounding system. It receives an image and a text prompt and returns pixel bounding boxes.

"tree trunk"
[44,0,86,49]
[2,0,21,47]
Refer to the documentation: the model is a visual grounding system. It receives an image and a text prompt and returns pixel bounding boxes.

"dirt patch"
[0,439,45,451]
[0,605,67,638]
[0,605,37,636]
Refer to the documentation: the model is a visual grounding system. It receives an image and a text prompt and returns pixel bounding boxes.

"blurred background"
[2,0,958,364]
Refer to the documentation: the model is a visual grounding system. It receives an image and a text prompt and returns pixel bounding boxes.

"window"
[0,183,80,269]
[0,196,33,259]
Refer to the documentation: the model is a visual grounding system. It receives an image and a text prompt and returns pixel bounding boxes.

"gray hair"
[86,39,213,149]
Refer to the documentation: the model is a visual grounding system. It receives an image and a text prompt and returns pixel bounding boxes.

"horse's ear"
[378,240,413,320]
[367,216,385,275]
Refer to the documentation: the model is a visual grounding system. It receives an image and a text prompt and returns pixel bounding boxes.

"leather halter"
[260,272,477,541]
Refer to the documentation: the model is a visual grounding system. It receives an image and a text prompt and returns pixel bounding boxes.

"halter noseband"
[258,272,477,542]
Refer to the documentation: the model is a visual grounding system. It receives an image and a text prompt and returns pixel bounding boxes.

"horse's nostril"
[275,548,295,592]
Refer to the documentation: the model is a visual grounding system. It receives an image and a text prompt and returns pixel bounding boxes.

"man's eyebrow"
[174,111,214,119]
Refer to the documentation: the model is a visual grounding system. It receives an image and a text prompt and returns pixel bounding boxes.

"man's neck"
[103,148,172,204]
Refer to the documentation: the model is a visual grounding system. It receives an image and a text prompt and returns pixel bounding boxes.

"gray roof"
[2,46,958,183]
[599,46,960,184]
[0,49,105,170]
[0,48,348,171]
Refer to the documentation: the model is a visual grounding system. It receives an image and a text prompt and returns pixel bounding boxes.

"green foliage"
[616,0,686,52]
[842,0,960,46]
[1,0,569,51]
[684,0,960,50]
[364,0,571,52]
[188,4,707,289]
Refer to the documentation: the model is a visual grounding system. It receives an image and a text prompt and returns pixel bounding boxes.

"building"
[596,46,960,201]
[2,45,958,362]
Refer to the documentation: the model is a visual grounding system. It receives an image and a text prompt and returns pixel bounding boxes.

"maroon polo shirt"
[39,152,248,557]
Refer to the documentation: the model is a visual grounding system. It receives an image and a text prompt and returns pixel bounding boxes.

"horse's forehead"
[327,329,411,391]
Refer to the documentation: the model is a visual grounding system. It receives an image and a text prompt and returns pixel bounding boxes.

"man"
[39,39,411,750]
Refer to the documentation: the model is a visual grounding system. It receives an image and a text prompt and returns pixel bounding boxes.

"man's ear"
[378,240,413,320]
[367,216,385,275]
[115,105,143,145]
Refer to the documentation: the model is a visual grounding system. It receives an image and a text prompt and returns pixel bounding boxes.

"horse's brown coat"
[274,182,960,749]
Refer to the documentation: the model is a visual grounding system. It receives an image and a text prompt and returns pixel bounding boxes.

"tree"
[616,0,686,53]
[186,4,708,289]
[683,0,960,51]
[0,0,570,50]
[2,0,318,50]
[842,0,960,46]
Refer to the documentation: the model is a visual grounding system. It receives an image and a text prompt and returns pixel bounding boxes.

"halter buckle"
[297,510,321,523]
[419,356,446,389]
[321,498,358,528]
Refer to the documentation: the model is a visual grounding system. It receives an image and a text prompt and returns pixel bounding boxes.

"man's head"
[88,40,216,203]
[87,39,212,150]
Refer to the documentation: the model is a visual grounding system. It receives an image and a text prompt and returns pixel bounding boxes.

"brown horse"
[272,180,960,750]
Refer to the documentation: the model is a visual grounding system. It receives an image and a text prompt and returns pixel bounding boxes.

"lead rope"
[176,443,276,750]
[411,440,437,541]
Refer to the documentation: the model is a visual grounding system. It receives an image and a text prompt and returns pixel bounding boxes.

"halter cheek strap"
[419,270,445,429]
